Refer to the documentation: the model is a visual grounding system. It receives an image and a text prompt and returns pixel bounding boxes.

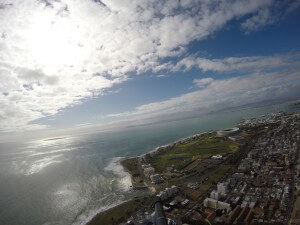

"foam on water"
[104,157,132,191]
[70,157,135,225]
[53,182,85,209]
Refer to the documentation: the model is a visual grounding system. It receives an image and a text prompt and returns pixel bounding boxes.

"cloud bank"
[108,70,300,122]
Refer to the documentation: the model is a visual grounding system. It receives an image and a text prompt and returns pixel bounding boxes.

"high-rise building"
[210,190,220,200]
[217,182,228,196]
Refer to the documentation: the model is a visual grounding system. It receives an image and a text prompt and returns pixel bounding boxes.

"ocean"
[0,101,298,225]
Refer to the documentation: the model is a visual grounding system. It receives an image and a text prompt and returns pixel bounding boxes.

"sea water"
[0,101,298,225]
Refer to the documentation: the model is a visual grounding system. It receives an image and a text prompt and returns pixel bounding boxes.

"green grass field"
[122,158,139,175]
[121,158,143,185]
[295,196,300,209]
[182,164,232,200]
[152,134,238,172]
[87,198,143,225]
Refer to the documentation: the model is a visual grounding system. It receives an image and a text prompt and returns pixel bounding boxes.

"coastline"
[81,157,148,225]
[85,106,300,225]
[84,130,218,225]
[86,197,149,225]
[103,157,133,191]
[142,131,206,157]
[86,157,154,225]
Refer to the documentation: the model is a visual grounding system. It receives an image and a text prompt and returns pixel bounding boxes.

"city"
[92,111,300,225]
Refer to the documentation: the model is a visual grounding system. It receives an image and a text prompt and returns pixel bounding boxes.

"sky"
[0,0,300,139]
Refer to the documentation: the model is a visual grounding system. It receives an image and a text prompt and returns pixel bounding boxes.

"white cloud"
[156,74,170,79]
[174,53,300,73]
[107,71,300,122]
[241,0,300,33]
[0,0,297,132]
[193,78,214,88]
[241,8,275,33]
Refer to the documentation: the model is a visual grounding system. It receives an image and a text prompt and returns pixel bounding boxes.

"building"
[212,155,223,160]
[229,135,245,143]
[144,167,155,177]
[150,174,163,184]
[157,185,178,200]
[217,182,228,196]
[203,198,231,211]
[210,190,221,200]
[234,207,249,224]
[216,127,239,137]
[229,206,241,223]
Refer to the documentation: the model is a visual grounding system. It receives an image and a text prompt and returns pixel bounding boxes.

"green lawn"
[87,199,143,225]
[295,196,300,210]
[122,158,139,175]
[152,134,238,172]
[182,164,232,200]
[121,158,143,184]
